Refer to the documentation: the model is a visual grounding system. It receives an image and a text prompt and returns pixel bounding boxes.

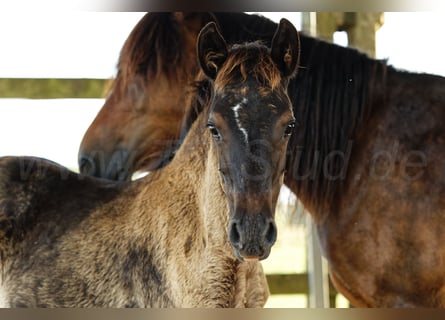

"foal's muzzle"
[228,214,277,261]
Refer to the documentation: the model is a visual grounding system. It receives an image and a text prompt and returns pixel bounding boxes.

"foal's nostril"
[229,222,241,247]
[264,221,277,245]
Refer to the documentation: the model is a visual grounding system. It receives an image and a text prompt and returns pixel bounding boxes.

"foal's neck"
[173,115,231,244]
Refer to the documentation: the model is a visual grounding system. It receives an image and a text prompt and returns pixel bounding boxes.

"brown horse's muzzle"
[228,212,277,261]
[78,149,131,181]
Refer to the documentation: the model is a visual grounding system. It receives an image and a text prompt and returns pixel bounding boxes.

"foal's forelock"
[214,45,283,94]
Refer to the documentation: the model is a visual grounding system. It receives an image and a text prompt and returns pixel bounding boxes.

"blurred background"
[0,12,444,307]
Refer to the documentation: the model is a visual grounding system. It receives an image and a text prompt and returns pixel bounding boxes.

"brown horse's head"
[198,19,299,260]
[78,13,215,180]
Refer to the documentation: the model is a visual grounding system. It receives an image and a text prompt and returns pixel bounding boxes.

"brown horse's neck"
[284,37,389,223]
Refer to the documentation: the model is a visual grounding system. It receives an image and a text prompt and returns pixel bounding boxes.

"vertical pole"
[346,13,384,58]
[305,214,330,307]
[302,12,317,37]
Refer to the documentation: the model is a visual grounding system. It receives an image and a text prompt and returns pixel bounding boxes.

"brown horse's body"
[311,70,445,307]
[0,19,300,307]
[78,12,445,307]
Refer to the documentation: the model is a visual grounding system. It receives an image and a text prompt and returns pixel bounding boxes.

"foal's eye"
[207,123,221,140]
[284,121,296,137]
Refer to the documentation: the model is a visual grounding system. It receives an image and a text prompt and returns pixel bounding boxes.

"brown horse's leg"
[433,286,445,308]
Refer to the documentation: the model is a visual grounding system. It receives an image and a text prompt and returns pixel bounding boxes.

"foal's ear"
[271,18,300,78]
[197,22,228,80]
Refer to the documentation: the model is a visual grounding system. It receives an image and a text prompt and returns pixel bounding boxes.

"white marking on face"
[232,98,249,143]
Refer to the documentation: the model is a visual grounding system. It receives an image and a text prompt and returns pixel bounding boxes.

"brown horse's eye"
[207,123,221,141]
[284,121,296,137]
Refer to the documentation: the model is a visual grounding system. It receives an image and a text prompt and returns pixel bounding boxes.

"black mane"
[285,36,387,220]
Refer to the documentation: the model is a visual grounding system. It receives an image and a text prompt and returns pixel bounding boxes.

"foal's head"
[198,19,299,260]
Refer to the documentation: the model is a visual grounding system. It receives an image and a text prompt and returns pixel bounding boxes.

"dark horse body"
[0,19,300,307]
[79,12,445,307]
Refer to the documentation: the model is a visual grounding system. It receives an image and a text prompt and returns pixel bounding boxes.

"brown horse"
[0,19,299,307]
[79,12,445,307]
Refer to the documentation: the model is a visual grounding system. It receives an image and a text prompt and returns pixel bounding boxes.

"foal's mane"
[109,13,195,99]
[179,77,212,143]
[285,35,388,220]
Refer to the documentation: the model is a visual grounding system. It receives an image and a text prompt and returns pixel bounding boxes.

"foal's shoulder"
[0,156,125,248]
[0,155,73,186]
[0,155,124,195]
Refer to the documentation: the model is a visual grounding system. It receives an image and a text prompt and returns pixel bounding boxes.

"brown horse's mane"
[285,35,389,220]
[109,13,198,99]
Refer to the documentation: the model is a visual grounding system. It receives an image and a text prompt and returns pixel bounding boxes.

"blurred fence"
[0,78,107,98]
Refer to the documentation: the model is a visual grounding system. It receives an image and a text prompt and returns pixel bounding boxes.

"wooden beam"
[266,273,308,295]
[0,78,109,99]
[266,272,339,307]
